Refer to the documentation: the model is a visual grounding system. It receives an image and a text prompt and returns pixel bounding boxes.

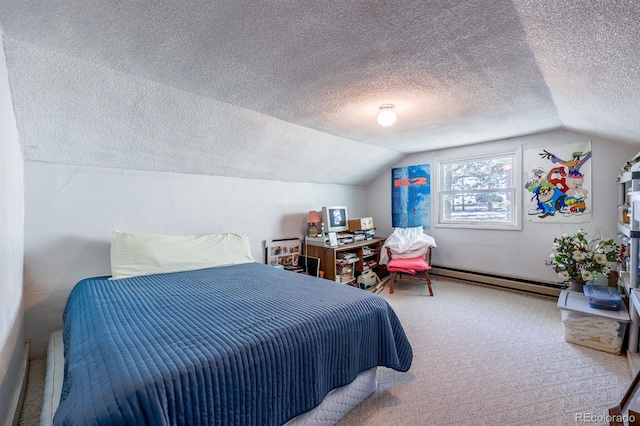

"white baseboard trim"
[9,342,29,426]
[430,266,561,297]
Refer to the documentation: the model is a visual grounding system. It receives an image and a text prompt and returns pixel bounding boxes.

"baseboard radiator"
[429,266,562,297]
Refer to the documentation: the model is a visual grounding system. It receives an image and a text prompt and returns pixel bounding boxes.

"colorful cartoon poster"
[523,141,592,223]
[392,164,431,228]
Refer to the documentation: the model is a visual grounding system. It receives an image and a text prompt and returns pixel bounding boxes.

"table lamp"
[306,210,322,237]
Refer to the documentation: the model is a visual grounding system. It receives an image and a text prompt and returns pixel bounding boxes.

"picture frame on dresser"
[328,232,338,247]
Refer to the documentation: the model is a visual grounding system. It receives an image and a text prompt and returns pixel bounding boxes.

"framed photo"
[328,232,338,247]
[264,238,302,266]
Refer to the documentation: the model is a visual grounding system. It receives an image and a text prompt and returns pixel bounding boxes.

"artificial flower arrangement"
[547,229,624,283]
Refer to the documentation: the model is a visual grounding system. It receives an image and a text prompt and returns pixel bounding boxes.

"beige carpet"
[338,277,632,426]
[19,357,45,426]
[18,277,632,426]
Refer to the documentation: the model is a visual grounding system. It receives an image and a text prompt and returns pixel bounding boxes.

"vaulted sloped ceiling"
[0,1,638,185]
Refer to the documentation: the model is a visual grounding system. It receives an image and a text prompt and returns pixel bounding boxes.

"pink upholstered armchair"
[386,245,433,295]
[381,227,436,295]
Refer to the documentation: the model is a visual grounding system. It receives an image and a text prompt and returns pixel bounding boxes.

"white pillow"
[110,230,254,280]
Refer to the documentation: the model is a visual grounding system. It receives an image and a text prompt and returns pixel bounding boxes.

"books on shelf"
[338,252,357,258]
[337,252,358,264]
[362,246,375,257]
[363,259,377,270]
[351,229,376,241]
[336,273,355,284]
[336,265,353,275]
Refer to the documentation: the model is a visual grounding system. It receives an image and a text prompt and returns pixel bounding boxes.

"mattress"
[40,330,378,426]
[51,263,412,425]
[40,330,64,426]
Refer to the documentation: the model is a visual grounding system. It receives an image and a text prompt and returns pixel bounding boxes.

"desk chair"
[386,246,434,296]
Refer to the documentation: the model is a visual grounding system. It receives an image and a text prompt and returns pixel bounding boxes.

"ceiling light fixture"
[377,104,397,127]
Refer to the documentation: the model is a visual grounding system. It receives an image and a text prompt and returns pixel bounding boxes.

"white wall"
[367,129,638,284]
[0,32,25,424]
[23,162,367,357]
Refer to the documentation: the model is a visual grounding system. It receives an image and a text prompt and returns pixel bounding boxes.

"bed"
[41,232,413,425]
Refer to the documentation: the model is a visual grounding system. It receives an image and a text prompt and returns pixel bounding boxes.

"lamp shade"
[306,210,321,224]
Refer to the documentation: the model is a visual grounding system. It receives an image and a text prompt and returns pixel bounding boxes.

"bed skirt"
[40,330,377,426]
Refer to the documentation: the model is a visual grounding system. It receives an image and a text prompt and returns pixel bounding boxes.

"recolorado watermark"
[575,412,635,423]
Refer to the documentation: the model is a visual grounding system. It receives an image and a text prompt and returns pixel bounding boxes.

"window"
[437,149,521,230]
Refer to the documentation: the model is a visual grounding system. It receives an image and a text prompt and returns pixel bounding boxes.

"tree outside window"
[438,152,520,229]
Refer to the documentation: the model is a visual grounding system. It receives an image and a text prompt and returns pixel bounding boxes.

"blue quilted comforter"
[54,263,412,425]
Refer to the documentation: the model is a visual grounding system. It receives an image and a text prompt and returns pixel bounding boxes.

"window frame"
[434,147,522,230]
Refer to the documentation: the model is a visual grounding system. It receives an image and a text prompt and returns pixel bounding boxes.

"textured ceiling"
[1,1,639,184]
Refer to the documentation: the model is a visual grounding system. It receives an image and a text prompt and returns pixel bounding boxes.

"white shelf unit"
[629,290,640,375]
[619,171,640,374]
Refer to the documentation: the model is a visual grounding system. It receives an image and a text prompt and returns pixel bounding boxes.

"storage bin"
[583,285,623,310]
[557,290,630,355]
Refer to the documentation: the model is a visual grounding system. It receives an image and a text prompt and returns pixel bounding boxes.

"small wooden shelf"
[305,237,385,283]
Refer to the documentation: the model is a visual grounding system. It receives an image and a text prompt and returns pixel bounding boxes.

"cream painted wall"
[366,129,638,284]
[23,162,367,357]
[0,32,25,424]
